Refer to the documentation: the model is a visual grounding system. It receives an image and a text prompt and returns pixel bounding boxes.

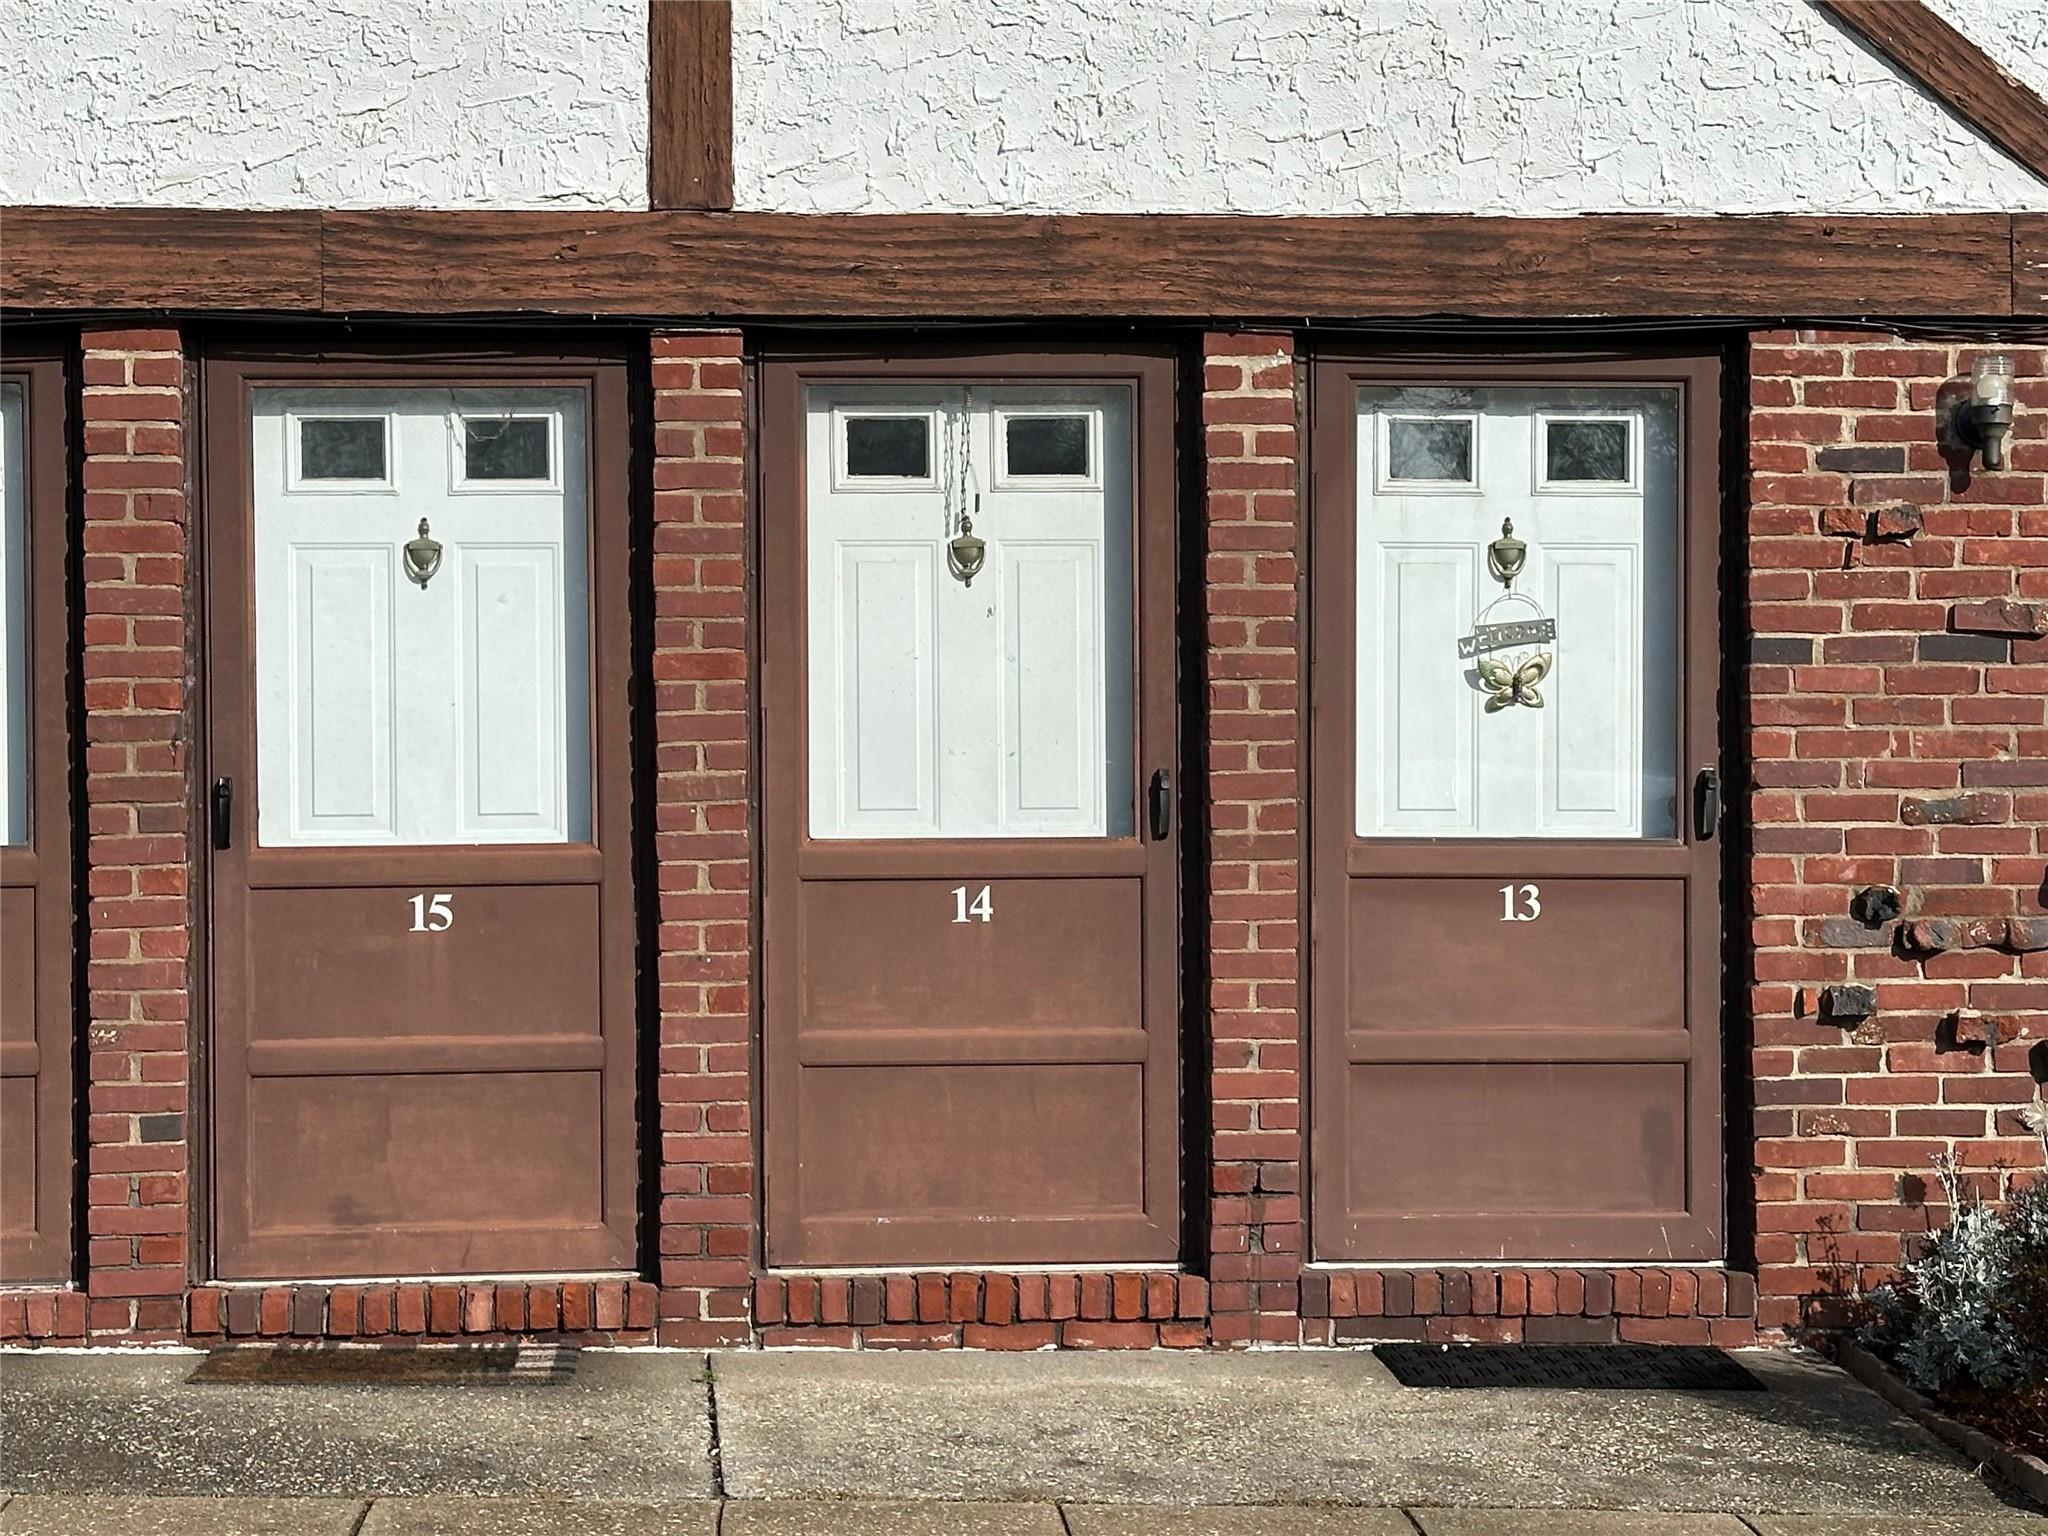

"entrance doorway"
[203,353,637,1281]
[0,353,74,1283]
[1309,353,1725,1263]
[760,352,1181,1267]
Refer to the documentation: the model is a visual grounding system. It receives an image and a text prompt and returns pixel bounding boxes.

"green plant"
[1861,1095,2048,1397]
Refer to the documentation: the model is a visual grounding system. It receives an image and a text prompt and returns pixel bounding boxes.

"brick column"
[1200,333,1306,1345]
[649,331,755,1346]
[78,329,194,1341]
[1745,329,2047,1333]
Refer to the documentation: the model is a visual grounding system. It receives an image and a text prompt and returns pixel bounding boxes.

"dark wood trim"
[2017,214,2048,314]
[649,1,734,211]
[1816,1,2048,183]
[2,208,2026,319]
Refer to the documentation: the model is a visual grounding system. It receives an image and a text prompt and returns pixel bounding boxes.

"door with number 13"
[1310,354,1725,1264]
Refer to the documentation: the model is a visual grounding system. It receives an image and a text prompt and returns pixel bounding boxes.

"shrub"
[1861,1103,2048,1398]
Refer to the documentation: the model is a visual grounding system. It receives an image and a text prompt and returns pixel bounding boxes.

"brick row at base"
[1310,1277,1761,1335]
[186,1279,659,1343]
[753,1271,1209,1349]
[0,1290,89,1342]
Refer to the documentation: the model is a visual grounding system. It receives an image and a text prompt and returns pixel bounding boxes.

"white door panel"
[253,386,590,848]
[292,546,395,838]
[1356,386,1679,841]
[1,383,27,846]
[807,384,1134,841]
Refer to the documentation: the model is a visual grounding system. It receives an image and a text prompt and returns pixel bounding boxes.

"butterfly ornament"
[1477,651,1552,711]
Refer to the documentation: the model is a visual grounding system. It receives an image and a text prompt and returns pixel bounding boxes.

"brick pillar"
[649,331,755,1345]
[1200,333,1305,1345]
[78,329,194,1341]
[1745,329,2047,1333]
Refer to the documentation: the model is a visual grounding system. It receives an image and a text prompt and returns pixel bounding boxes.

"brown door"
[1310,352,1724,1263]
[1,354,75,1283]
[761,350,1180,1267]
[204,352,637,1280]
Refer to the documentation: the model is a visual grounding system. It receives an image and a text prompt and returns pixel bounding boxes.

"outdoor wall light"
[1958,352,2016,470]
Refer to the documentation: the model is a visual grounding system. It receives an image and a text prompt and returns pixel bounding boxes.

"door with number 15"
[205,353,637,1280]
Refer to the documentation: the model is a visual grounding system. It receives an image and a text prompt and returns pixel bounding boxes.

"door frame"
[198,343,640,1279]
[1305,343,1726,1262]
[756,344,1183,1267]
[0,350,76,1283]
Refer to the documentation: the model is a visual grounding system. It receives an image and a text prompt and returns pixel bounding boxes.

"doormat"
[188,1343,577,1386]
[1374,1343,1763,1391]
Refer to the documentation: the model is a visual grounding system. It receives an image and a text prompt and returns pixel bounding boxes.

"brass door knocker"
[948,509,987,586]
[1487,517,1527,586]
[404,517,443,588]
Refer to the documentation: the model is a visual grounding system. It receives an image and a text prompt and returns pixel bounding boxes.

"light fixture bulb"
[1963,352,2017,470]
[1971,352,2014,408]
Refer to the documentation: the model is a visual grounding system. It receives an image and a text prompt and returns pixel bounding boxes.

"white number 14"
[1499,883,1541,923]
[951,884,993,924]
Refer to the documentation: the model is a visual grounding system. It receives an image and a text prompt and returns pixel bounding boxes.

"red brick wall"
[1744,329,2048,1331]
[8,322,2040,1352]
[1200,334,1307,1345]
[78,328,195,1342]
[648,330,756,1346]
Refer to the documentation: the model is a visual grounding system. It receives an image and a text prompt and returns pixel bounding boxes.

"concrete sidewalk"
[2,1346,2042,1532]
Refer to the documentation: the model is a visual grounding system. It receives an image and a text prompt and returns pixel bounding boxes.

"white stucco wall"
[732,0,2048,214]
[3,0,2043,214]
[1,0,647,209]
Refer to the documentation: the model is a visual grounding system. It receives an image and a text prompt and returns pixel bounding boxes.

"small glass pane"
[845,416,930,478]
[1387,417,1472,482]
[463,416,551,481]
[1006,415,1089,477]
[1547,419,1630,483]
[299,417,386,481]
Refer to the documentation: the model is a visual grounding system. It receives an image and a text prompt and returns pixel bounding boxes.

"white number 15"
[408,892,454,933]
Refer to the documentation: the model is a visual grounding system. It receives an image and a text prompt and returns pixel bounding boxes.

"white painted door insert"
[805,384,1135,840]
[251,387,590,847]
[0,383,26,846]
[1354,385,1680,840]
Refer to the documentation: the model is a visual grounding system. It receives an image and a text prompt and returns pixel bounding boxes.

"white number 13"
[1499,883,1541,923]
[409,892,454,933]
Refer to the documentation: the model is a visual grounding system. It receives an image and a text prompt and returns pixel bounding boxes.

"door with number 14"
[762,353,1181,1267]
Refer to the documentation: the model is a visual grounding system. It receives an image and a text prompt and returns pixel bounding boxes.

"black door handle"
[1694,766,1720,841]
[1148,769,1172,841]
[212,776,233,851]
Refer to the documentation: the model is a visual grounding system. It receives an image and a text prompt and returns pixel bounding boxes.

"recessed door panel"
[209,359,634,1282]
[766,358,1177,1268]
[1313,359,1722,1265]
[0,359,74,1284]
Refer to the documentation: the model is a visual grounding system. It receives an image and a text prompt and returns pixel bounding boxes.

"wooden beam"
[648,0,733,211]
[2016,215,2048,314]
[0,207,2020,319]
[1816,0,2048,183]
[0,207,324,311]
